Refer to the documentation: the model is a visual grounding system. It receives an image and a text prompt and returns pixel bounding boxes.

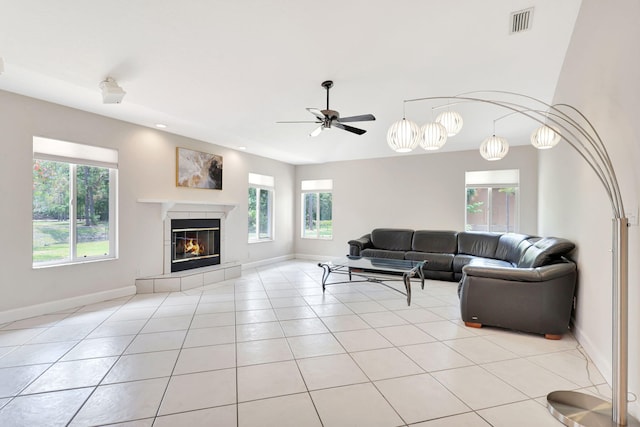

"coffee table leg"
[419,267,425,290]
[403,273,412,306]
[318,263,331,292]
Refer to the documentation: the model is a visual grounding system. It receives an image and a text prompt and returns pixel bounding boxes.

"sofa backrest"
[457,232,501,258]
[412,230,458,253]
[495,233,531,264]
[371,228,414,251]
[517,237,576,268]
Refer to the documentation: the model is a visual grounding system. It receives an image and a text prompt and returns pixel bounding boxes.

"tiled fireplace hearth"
[135,200,241,293]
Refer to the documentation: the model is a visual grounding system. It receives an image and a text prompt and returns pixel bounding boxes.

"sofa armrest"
[459,259,577,336]
[348,234,372,256]
[462,261,576,282]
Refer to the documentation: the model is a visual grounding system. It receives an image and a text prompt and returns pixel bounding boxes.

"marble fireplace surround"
[135,199,241,293]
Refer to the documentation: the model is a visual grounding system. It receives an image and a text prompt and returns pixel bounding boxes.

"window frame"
[32,137,118,268]
[248,173,275,243]
[465,170,519,233]
[300,179,333,240]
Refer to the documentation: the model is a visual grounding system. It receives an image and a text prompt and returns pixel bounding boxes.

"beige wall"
[0,87,540,318]
[295,145,539,258]
[0,90,295,315]
[540,0,640,418]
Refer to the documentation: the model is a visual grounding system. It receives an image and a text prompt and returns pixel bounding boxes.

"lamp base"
[547,391,640,427]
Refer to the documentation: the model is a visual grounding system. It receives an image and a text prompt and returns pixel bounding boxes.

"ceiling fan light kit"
[277,80,375,137]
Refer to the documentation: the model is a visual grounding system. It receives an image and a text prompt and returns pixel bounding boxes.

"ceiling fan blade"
[333,122,367,135]
[337,114,376,123]
[306,108,326,120]
[309,125,324,137]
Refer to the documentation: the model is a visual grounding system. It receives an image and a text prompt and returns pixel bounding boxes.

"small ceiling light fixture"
[155,123,167,129]
[99,77,126,104]
[387,118,420,153]
[435,110,464,136]
[420,122,448,150]
[531,125,560,149]
[479,135,509,161]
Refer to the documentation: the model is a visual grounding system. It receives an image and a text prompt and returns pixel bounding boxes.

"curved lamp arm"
[402,91,630,426]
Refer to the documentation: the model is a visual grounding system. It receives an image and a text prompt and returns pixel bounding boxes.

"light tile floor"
[0,260,609,426]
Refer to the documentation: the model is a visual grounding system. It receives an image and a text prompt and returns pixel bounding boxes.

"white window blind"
[33,136,118,169]
[249,173,274,187]
[465,169,519,187]
[301,179,333,191]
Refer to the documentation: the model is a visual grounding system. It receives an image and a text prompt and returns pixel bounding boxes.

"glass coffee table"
[318,256,426,306]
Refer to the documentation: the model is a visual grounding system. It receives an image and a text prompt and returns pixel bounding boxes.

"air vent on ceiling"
[510,7,533,34]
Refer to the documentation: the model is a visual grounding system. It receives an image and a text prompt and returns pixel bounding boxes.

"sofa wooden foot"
[464,322,483,329]
[544,334,562,340]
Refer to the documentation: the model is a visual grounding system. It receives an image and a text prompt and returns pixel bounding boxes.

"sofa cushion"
[517,237,575,268]
[360,248,406,259]
[457,232,501,258]
[495,233,531,264]
[370,228,414,251]
[453,254,476,274]
[405,251,454,271]
[411,230,458,253]
[465,257,514,269]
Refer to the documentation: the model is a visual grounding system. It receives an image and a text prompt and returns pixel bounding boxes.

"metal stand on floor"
[548,390,640,427]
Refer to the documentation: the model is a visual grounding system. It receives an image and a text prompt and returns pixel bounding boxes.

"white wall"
[539,0,640,418]
[0,90,295,315]
[295,145,539,258]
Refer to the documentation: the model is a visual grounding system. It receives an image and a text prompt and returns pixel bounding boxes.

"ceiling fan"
[277,80,376,137]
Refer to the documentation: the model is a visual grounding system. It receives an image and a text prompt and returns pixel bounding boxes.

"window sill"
[32,256,118,270]
[248,238,274,244]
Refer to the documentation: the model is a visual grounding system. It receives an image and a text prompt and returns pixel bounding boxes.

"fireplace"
[170,218,220,272]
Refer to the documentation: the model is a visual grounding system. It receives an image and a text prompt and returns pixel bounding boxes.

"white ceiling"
[0,0,582,165]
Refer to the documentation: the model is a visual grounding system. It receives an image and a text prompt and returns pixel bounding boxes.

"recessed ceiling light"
[238,146,247,150]
[155,123,167,129]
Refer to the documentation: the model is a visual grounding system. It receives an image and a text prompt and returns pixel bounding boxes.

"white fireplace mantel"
[134,200,241,292]
[137,199,237,220]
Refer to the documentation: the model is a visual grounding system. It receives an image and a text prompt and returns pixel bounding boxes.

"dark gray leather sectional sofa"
[348,228,577,338]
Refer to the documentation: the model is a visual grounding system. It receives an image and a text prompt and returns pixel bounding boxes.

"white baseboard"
[0,285,137,324]
[241,254,295,270]
[571,321,612,384]
[294,253,335,262]
[571,320,640,420]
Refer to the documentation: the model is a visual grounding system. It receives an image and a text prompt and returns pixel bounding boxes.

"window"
[248,173,274,242]
[465,169,519,232]
[301,179,333,239]
[32,137,118,267]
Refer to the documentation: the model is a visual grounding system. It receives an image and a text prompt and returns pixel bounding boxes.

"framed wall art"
[176,147,223,190]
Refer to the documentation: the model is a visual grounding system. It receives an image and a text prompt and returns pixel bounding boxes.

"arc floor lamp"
[388,91,636,427]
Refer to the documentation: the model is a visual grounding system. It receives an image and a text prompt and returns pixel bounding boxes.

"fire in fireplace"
[171,218,220,272]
